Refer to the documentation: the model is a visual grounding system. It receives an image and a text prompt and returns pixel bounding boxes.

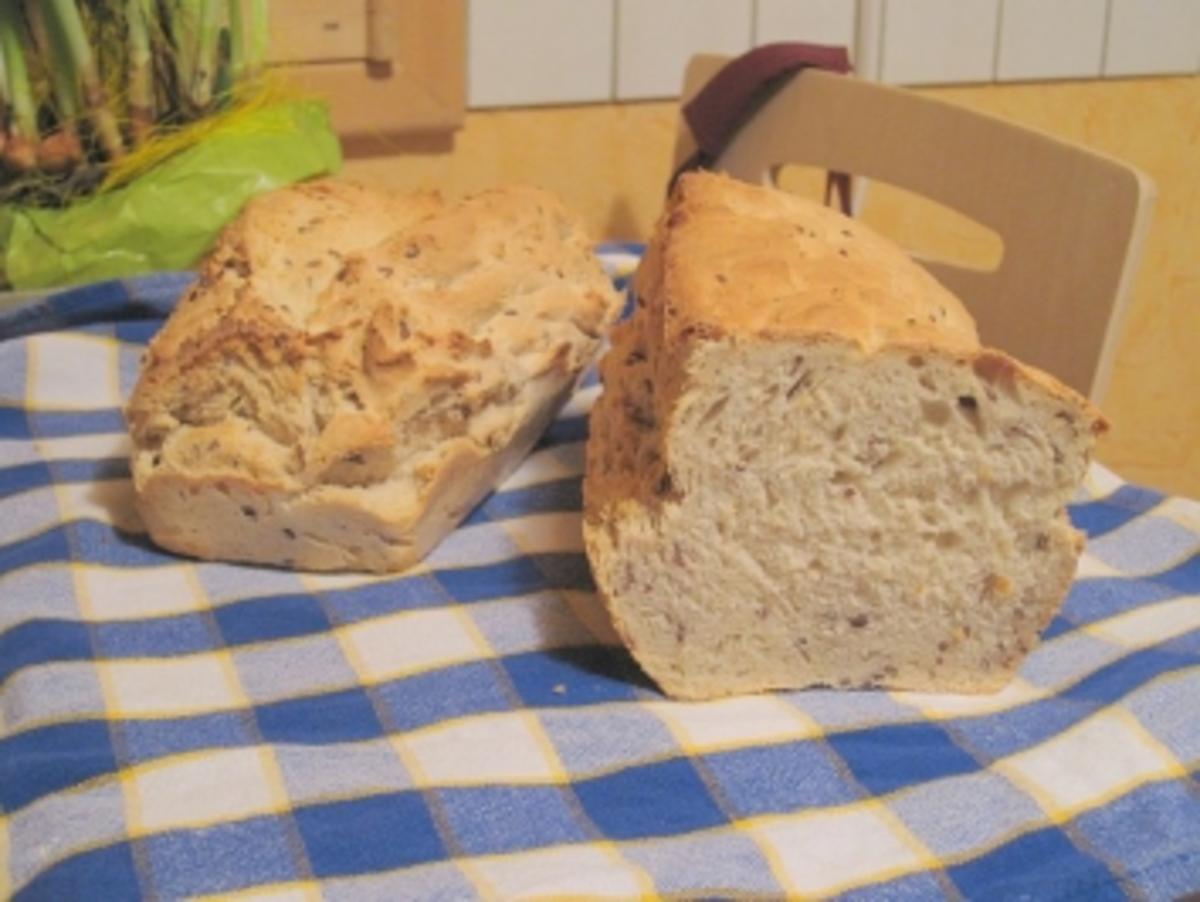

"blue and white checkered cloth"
[1,247,1197,900]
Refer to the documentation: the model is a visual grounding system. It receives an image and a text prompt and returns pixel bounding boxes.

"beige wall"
[344,75,1200,498]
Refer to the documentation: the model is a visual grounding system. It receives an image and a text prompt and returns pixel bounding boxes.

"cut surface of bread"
[583,172,1104,699]
[128,180,620,571]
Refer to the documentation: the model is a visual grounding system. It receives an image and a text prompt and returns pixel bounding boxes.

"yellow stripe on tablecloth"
[1154,496,1200,535]
[65,565,150,881]
[645,694,893,898]
[301,564,427,594]
[300,567,505,898]
[1085,595,1200,649]
[0,431,131,469]
[558,383,601,420]
[5,623,1196,773]
[117,568,252,834]
[437,602,640,894]
[54,478,144,535]
[96,566,315,879]
[488,502,620,648]
[96,652,243,718]
[413,595,654,897]
[891,676,1047,720]
[746,797,945,898]
[21,330,128,352]
[1087,530,1200,580]
[189,565,304,855]
[496,511,586,557]
[17,660,1200,836]
[496,440,587,491]
[74,562,203,621]
[0,635,572,726]
[467,842,656,900]
[25,333,123,411]
[1081,463,1127,501]
[27,335,154,893]
[192,879,321,902]
[22,565,1186,726]
[16,766,1197,902]
[1075,551,1125,579]
[743,756,1200,898]
[338,606,486,687]
[1109,705,1192,780]
[0,813,12,901]
[649,695,822,753]
[120,747,278,835]
[994,705,1188,826]
[0,491,140,567]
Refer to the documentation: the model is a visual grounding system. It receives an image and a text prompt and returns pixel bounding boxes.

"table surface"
[1,250,1197,901]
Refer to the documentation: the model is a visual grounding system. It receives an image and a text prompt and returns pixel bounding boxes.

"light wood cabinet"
[270,0,465,139]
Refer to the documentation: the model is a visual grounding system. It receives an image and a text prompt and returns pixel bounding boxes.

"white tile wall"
[467,0,614,108]
[997,0,1107,81]
[754,0,856,52]
[1104,0,1200,77]
[463,0,1199,108]
[879,0,1000,85]
[855,0,886,80]
[615,0,753,100]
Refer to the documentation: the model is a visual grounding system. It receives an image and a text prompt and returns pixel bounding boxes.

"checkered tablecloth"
[1,248,1198,901]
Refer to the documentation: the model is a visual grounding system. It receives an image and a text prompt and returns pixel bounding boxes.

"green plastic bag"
[0,99,341,291]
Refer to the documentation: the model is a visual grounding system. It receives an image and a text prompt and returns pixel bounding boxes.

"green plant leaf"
[0,99,341,290]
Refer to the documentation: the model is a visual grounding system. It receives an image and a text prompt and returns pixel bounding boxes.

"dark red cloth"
[671,42,853,213]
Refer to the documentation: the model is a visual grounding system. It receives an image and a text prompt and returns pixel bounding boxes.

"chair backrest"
[675,55,1156,405]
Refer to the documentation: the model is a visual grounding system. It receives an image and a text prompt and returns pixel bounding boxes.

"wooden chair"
[674,55,1156,405]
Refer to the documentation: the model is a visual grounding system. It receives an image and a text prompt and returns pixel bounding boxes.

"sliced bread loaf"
[128,180,620,571]
[583,172,1105,699]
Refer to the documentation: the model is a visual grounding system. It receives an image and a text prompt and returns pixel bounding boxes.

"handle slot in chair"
[674,54,1155,404]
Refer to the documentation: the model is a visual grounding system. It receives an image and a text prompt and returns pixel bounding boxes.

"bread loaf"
[128,180,620,571]
[583,172,1105,699]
